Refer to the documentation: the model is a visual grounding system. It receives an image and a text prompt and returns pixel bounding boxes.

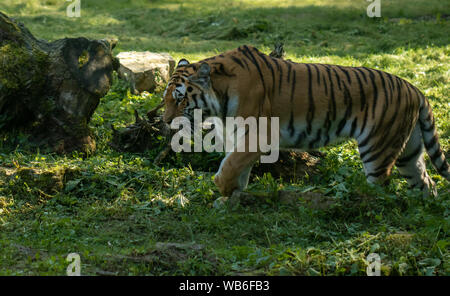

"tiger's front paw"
[423,176,437,198]
[214,173,238,197]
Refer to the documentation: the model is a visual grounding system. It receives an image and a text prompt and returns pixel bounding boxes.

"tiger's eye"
[187,86,193,92]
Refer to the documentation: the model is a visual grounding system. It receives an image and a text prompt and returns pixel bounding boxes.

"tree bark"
[0,11,119,153]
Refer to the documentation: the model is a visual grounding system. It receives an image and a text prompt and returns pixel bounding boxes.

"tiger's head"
[162,59,220,125]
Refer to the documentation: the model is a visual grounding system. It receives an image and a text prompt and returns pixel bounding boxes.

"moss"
[78,50,89,68]
[0,13,24,44]
[0,41,49,129]
[8,166,81,195]
[386,233,414,249]
[0,43,49,92]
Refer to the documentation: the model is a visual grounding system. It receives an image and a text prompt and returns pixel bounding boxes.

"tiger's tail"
[419,97,450,180]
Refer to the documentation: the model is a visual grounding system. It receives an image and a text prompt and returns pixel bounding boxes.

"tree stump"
[0,12,119,154]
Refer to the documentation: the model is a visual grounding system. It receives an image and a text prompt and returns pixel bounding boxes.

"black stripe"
[288,70,297,137]
[437,160,449,173]
[291,70,297,103]
[386,73,395,104]
[271,57,283,96]
[397,145,422,165]
[325,65,337,121]
[354,69,366,112]
[212,62,233,77]
[405,83,413,109]
[367,170,386,178]
[191,94,199,109]
[365,68,378,119]
[309,128,322,149]
[363,130,398,164]
[294,131,307,147]
[323,74,328,96]
[257,51,276,98]
[286,61,292,83]
[421,112,432,127]
[355,68,368,83]
[311,64,321,85]
[361,103,399,162]
[288,111,295,137]
[358,124,375,148]
[320,65,331,145]
[374,153,397,172]
[240,46,266,96]
[359,145,372,160]
[430,148,442,163]
[350,117,358,137]
[410,85,423,105]
[419,112,431,136]
[339,66,352,84]
[230,56,245,69]
[241,56,250,69]
[306,64,315,135]
[358,104,369,138]
[421,120,435,132]
[374,69,389,109]
[332,67,342,91]
[222,91,229,119]
[271,56,280,70]
[323,113,331,146]
[424,134,438,150]
[210,103,218,116]
[336,84,353,136]
[200,93,208,107]
[395,77,403,103]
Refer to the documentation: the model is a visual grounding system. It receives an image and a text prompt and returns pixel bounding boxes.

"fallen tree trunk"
[0,11,119,153]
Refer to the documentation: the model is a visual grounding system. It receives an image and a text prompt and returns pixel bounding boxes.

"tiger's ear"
[177,59,189,67]
[197,63,211,78]
[189,63,210,88]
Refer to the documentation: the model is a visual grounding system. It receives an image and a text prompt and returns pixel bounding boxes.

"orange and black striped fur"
[163,45,449,197]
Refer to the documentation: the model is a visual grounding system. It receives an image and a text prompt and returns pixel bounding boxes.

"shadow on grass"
[2,0,448,58]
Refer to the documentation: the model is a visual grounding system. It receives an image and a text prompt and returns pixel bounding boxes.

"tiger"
[162,45,449,198]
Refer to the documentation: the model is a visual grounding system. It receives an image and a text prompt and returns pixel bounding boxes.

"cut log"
[0,11,119,154]
[116,51,175,94]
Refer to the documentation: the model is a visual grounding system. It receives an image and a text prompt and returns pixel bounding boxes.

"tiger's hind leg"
[358,139,401,187]
[395,125,436,197]
[359,150,397,187]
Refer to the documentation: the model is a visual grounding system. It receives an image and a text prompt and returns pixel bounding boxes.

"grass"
[0,0,449,275]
